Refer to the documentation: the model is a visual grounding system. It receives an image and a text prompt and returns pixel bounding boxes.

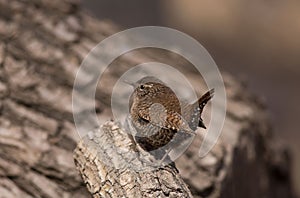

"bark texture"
[74,122,193,198]
[0,0,294,198]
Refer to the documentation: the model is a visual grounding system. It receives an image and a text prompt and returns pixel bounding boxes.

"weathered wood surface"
[0,0,294,198]
[74,122,194,198]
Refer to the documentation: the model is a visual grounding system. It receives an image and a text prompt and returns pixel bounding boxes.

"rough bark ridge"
[74,122,193,198]
[0,0,294,198]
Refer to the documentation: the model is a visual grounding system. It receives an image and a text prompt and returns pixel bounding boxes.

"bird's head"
[125,76,177,108]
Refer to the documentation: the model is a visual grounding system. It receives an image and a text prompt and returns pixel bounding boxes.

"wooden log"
[73,122,193,197]
[0,0,294,197]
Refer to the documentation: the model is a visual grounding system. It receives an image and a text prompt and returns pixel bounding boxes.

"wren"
[127,76,214,153]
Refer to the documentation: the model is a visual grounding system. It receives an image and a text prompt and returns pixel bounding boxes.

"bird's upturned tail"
[198,89,214,129]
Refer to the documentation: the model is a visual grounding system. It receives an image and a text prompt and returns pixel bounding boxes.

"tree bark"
[73,121,193,198]
[0,0,294,198]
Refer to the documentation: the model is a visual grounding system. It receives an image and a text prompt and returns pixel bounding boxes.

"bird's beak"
[122,79,138,89]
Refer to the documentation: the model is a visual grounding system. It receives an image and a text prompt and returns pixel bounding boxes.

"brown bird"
[127,76,214,153]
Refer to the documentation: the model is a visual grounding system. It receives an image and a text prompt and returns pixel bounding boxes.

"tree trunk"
[0,0,294,198]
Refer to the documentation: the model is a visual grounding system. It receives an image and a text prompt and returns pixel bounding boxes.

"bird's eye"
[139,84,145,90]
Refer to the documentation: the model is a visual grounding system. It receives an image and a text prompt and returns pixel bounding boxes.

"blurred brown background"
[82,0,300,195]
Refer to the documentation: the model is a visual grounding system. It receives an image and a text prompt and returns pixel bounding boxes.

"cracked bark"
[73,122,193,198]
[0,0,294,198]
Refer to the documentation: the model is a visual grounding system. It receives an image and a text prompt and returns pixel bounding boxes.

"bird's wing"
[137,109,150,124]
[138,109,194,134]
[165,111,196,134]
